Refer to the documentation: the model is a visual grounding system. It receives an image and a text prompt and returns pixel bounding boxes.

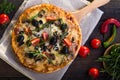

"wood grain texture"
[0,0,120,80]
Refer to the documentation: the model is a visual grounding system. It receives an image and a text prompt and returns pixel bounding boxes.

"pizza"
[12,4,82,73]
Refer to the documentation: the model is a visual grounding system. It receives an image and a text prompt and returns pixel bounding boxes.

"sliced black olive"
[61,46,69,54]
[18,41,24,46]
[60,23,68,32]
[25,53,34,58]
[54,47,59,51]
[71,37,75,42]
[39,20,43,24]
[49,36,57,45]
[31,19,39,27]
[42,46,47,51]
[17,35,24,42]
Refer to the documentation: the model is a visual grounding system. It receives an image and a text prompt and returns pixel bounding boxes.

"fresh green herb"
[97,45,120,80]
[27,50,43,58]
[60,23,68,32]
[26,40,31,47]
[60,32,68,40]
[41,22,50,29]
[31,14,38,20]
[0,0,16,14]
[39,37,45,46]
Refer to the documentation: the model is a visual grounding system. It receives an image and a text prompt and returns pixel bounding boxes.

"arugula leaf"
[97,45,120,80]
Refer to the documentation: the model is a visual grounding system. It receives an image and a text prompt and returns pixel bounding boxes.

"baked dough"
[12,4,82,73]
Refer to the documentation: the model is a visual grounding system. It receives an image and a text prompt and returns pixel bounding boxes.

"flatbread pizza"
[12,4,82,73]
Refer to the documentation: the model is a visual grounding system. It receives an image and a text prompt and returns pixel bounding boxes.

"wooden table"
[0,0,120,80]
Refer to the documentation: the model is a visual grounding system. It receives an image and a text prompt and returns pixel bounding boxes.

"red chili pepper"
[101,18,120,34]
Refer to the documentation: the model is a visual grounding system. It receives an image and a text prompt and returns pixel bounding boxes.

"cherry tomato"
[31,38,40,46]
[0,14,9,25]
[46,16,56,21]
[89,67,99,79]
[63,38,72,46]
[42,31,49,41]
[91,38,101,49]
[79,46,90,58]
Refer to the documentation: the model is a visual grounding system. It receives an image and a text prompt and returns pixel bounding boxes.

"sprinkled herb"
[97,45,120,80]
[60,32,68,40]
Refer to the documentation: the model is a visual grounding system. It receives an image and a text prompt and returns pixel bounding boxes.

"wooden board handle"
[72,0,110,22]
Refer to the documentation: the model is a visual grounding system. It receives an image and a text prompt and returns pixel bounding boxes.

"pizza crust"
[12,4,82,73]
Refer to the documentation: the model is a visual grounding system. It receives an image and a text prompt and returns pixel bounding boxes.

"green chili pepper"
[103,25,117,48]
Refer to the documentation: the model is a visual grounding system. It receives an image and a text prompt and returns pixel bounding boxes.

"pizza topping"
[54,18,62,26]
[46,16,56,21]
[17,35,24,43]
[61,46,69,54]
[31,38,40,46]
[24,27,32,35]
[60,32,68,40]
[63,38,72,46]
[42,31,49,41]
[14,27,20,35]
[60,23,68,32]
[53,46,59,51]
[39,20,43,24]
[49,36,57,45]
[31,19,39,28]
[42,45,47,51]
[47,53,55,60]
[34,46,39,50]
[26,40,32,47]
[26,52,34,58]
[18,41,24,46]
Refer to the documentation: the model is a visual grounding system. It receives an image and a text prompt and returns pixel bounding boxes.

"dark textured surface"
[0,0,120,80]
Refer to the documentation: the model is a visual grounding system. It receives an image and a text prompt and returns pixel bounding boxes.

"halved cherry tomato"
[42,31,49,41]
[79,46,90,58]
[31,38,40,46]
[46,16,56,21]
[91,38,101,49]
[0,14,9,25]
[63,38,72,46]
[89,67,99,79]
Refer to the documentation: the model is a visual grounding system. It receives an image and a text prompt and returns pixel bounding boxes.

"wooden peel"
[72,0,110,22]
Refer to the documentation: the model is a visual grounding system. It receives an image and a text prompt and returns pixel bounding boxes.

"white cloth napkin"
[0,0,103,80]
